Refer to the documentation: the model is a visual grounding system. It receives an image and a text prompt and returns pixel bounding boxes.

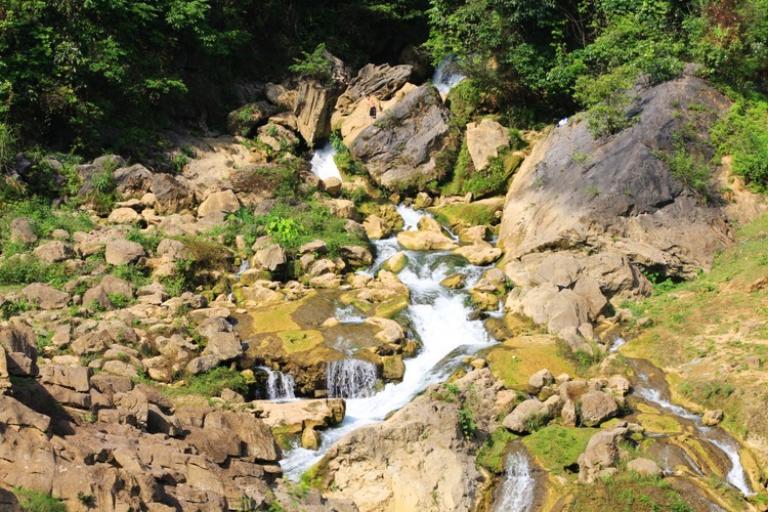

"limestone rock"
[528,369,554,393]
[295,81,342,146]
[108,207,141,224]
[151,173,195,214]
[105,239,145,265]
[579,390,619,427]
[21,283,70,309]
[113,163,153,199]
[453,243,502,265]
[702,409,724,426]
[627,457,662,477]
[396,230,457,251]
[349,84,452,190]
[198,189,240,220]
[33,240,73,263]
[9,217,37,245]
[502,398,550,433]
[466,119,510,171]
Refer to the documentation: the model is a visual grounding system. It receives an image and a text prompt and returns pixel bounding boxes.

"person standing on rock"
[368,96,378,120]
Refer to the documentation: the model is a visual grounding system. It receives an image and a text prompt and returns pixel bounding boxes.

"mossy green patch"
[487,334,578,390]
[477,428,518,473]
[637,413,683,434]
[430,201,499,228]
[521,425,597,474]
[373,295,409,318]
[566,473,696,512]
[277,330,323,354]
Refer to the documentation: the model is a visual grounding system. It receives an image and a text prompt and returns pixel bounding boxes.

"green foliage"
[111,264,150,288]
[289,43,334,83]
[447,79,483,126]
[521,425,597,474]
[13,487,66,512]
[476,429,518,473]
[0,122,16,169]
[126,228,162,254]
[458,406,477,438]
[0,198,93,255]
[168,366,247,397]
[107,293,133,309]
[331,131,366,176]
[1,297,31,320]
[712,97,768,189]
[0,256,69,287]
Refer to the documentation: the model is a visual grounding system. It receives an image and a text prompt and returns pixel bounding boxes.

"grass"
[13,487,66,512]
[146,367,248,398]
[566,473,693,512]
[277,330,323,354]
[622,213,768,468]
[486,334,578,390]
[0,198,93,253]
[521,425,597,474]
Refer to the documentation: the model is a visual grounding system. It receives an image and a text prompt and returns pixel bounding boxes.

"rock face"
[498,76,734,349]
[295,81,342,146]
[350,84,453,190]
[317,369,502,512]
[500,76,731,273]
[466,119,510,171]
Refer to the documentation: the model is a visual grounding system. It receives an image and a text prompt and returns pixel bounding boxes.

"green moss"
[164,367,248,398]
[430,202,498,228]
[277,330,324,354]
[566,473,694,512]
[521,425,597,474]
[476,428,519,473]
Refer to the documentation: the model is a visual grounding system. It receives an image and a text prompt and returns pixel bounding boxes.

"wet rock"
[382,251,407,273]
[702,409,724,426]
[396,230,457,251]
[440,273,465,289]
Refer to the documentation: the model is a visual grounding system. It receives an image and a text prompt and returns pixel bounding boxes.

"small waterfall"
[310,142,342,181]
[237,259,250,276]
[326,359,377,398]
[259,367,296,400]
[432,56,466,97]
[495,451,535,512]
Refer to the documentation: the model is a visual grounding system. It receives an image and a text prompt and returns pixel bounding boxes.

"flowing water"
[495,451,536,512]
[432,55,466,97]
[310,142,342,181]
[326,359,378,398]
[259,366,296,401]
[280,206,497,479]
[631,361,753,496]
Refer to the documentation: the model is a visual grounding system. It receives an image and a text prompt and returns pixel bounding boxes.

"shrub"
[0,122,16,170]
[1,298,31,320]
[711,98,768,189]
[575,66,638,138]
[167,367,248,397]
[289,43,334,83]
[458,406,477,439]
[13,488,66,512]
[0,198,93,255]
[0,256,69,286]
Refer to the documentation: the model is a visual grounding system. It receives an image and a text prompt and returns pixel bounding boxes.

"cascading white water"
[280,206,495,479]
[259,367,296,401]
[432,55,466,97]
[326,359,378,398]
[310,142,342,181]
[634,373,753,496]
[495,451,535,512]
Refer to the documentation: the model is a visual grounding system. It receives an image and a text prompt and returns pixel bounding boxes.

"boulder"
[113,163,153,199]
[9,217,37,245]
[579,390,619,426]
[349,84,453,190]
[105,239,145,266]
[382,252,407,273]
[578,425,630,483]
[151,173,194,215]
[702,409,724,426]
[528,369,554,393]
[0,321,37,376]
[396,230,458,251]
[321,177,342,196]
[466,119,510,170]
[627,457,662,477]
[295,82,342,146]
[108,207,140,224]
[33,241,73,263]
[21,283,70,309]
[202,332,243,363]
[256,122,299,153]
[502,398,551,433]
[453,244,502,265]
[499,76,732,277]
[198,189,240,220]
[252,243,286,272]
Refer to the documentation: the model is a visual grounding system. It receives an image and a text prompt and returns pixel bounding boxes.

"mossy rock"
[476,428,519,474]
[429,200,501,229]
[521,425,598,475]
[373,295,409,318]
[486,334,578,390]
[277,330,324,354]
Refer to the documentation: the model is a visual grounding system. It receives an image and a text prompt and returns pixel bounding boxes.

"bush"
[711,98,768,189]
[0,198,93,255]
[289,43,334,83]
[167,366,248,397]
[0,122,16,170]
[0,256,69,287]
[13,487,66,512]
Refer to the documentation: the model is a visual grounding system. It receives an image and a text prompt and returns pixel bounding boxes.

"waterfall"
[432,56,466,97]
[310,141,342,181]
[326,359,378,398]
[495,451,535,512]
[259,367,296,401]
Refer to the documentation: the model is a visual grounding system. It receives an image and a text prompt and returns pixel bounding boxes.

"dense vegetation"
[0,0,428,156]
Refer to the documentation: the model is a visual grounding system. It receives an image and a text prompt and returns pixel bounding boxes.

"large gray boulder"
[350,84,453,190]
[499,76,731,276]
